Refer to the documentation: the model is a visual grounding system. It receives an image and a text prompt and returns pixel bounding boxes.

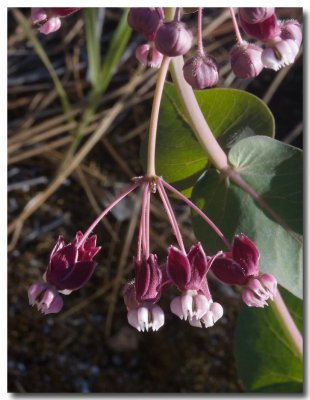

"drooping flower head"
[155,21,193,57]
[123,254,165,332]
[183,53,218,89]
[135,43,163,68]
[230,42,264,79]
[28,231,101,315]
[166,243,223,328]
[238,8,280,42]
[211,234,277,308]
[127,8,164,41]
[45,231,101,292]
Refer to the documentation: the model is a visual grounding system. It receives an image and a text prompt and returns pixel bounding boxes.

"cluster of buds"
[31,8,80,35]
[128,7,302,87]
[231,8,302,78]
[28,177,277,332]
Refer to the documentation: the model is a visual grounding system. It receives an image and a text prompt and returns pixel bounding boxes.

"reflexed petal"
[211,255,247,285]
[232,234,260,277]
[186,243,209,289]
[167,246,191,290]
[135,254,162,302]
[55,260,97,291]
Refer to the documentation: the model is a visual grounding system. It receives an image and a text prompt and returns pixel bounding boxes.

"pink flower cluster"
[28,177,277,333]
[231,8,302,77]
[128,7,302,87]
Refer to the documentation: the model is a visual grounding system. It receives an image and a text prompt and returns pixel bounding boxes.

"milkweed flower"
[211,234,277,308]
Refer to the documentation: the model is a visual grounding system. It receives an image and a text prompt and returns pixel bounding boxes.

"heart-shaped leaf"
[234,286,303,392]
[191,136,302,298]
[141,84,275,196]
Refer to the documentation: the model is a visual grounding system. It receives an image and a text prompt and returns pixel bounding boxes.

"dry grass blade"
[8,71,145,238]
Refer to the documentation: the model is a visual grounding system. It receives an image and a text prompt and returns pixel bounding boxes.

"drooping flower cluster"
[231,8,302,77]
[28,177,277,333]
[31,8,80,35]
[127,7,302,87]
[28,231,100,314]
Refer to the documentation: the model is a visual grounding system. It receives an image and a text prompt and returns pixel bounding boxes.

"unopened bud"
[127,8,164,41]
[135,43,163,68]
[155,21,193,57]
[239,12,280,42]
[230,42,264,79]
[39,17,61,35]
[238,8,275,24]
[183,54,218,89]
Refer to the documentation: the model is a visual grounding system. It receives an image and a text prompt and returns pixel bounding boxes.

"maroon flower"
[238,12,280,42]
[166,243,209,291]
[211,233,260,285]
[134,254,162,303]
[45,231,101,292]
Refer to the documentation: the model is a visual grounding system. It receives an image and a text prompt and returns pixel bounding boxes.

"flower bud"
[183,54,218,89]
[238,12,280,42]
[135,44,163,68]
[155,21,193,57]
[262,39,299,71]
[127,8,164,41]
[280,20,302,46]
[230,42,264,79]
[238,8,275,24]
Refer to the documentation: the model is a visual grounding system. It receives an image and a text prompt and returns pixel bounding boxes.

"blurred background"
[8,8,303,393]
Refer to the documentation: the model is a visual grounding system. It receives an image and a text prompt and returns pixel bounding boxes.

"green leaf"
[143,84,275,196]
[234,286,303,392]
[191,136,303,299]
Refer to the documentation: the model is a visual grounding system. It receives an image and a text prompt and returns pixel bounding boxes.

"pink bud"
[280,20,303,46]
[230,42,264,79]
[262,39,299,71]
[238,8,275,24]
[38,17,62,35]
[135,44,163,68]
[155,21,193,57]
[239,13,281,42]
[183,54,218,89]
[127,8,164,41]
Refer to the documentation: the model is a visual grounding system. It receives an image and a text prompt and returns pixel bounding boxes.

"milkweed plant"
[26,7,303,393]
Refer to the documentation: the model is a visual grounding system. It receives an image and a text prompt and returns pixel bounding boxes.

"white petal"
[170,296,184,320]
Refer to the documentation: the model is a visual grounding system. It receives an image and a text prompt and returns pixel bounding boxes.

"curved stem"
[157,179,186,254]
[136,185,146,262]
[272,289,303,358]
[197,8,204,55]
[146,56,171,177]
[78,180,141,248]
[229,7,243,45]
[161,178,231,250]
[138,182,150,257]
[170,56,229,171]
